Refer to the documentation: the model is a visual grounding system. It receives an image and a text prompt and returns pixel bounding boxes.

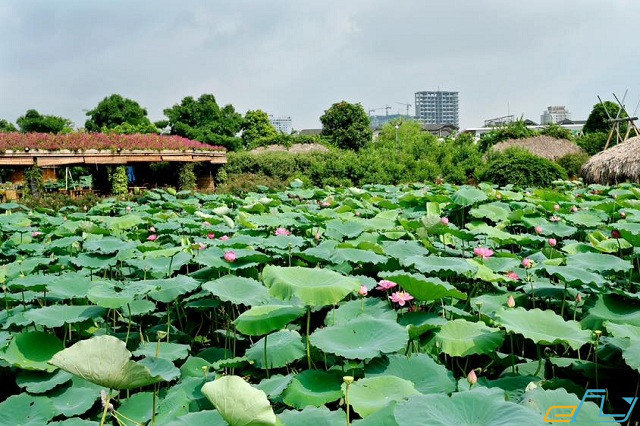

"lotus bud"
[576,293,582,303]
[548,238,557,247]
[507,295,516,308]
[467,370,478,385]
[620,211,626,218]
[343,376,354,385]
[496,193,502,199]
[553,204,560,211]
[612,229,621,239]
[521,258,533,269]
[441,217,449,225]
[358,285,368,296]
[571,206,578,213]
[535,226,543,234]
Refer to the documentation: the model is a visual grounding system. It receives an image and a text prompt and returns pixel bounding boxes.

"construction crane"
[396,102,413,117]
[368,106,391,116]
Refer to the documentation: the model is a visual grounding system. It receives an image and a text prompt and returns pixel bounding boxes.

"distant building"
[269,115,292,134]
[369,114,407,129]
[463,121,584,140]
[541,106,571,125]
[415,91,459,126]
[484,115,515,127]
[372,122,458,140]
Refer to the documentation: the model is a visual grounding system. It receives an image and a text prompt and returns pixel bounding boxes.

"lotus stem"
[533,345,543,377]
[264,334,270,379]
[306,307,312,370]
[125,303,132,345]
[152,384,157,426]
[99,390,111,426]
[510,332,515,374]
[560,281,568,317]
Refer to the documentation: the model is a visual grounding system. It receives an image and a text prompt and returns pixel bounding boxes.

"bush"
[478,120,538,152]
[576,132,608,155]
[110,166,129,195]
[540,123,573,140]
[24,166,44,197]
[216,173,288,194]
[477,148,567,187]
[178,163,196,191]
[21,192,102,211]
[556,153,590,179]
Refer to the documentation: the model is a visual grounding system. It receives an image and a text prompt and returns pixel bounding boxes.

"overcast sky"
[1,1,639,131]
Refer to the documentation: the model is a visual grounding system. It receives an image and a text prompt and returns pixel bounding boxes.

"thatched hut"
[491,135,585,160]
[582,136,640,184]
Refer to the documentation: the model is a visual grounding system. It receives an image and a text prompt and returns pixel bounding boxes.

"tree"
[478,119,537,152]
[320,101,372,151]
[16,109,73,134]
[583,101,626,134]
[540,123,573,140]
[103,122,160,135]
[85,94,153,132]
[163,94,244,150]
[0,119,17,132]
[242,110,277,149]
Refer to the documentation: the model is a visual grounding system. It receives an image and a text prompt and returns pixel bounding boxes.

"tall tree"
[242,110,277,149]
[0,119,17,132]
[85,94,152,132]
[16,109,73,134]
[583,101,626,134]
[320,101,372,151]
[163,94,243,150]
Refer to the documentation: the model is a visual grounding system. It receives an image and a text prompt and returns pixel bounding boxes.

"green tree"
[478,119,537,152]
[163,94,244,150]
[583,101,626,134]
[85,94,153,132]
[320,101,372,151]
[0,119,17,132]
[540,123,573,140]
[16,109,73,134]
[103,122,160,135]
[241,110,277,149]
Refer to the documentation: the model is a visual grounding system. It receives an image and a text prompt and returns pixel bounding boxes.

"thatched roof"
[491,135,584,160]
[250,143,330,154]
[582,136,640,184]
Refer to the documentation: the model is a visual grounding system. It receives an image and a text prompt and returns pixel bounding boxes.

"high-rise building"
[540,106,571,124]
[415,91,459,126]
[269,115,292,134]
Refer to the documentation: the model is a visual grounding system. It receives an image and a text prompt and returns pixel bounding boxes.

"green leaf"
[330,248,387,265]
[24,305,105,328]
[234,305,305,336]
[245,330,305,369]
[15,370,72,394]
[582,294,640,329]
[378,272,466,301]
[49,336,167,390]
[497,308,591,350]
[133,342,190,362]
[278,406,346,426]
[604,321,640,372]
[262,266,360,306]
[0,331,63,372]
[348,376,419,418]
[566,252,632,273]
[282,370,343,409]
[0,393,55,425]
[256,374,293,399]
[521,387,617,423]
[403,256,477,276]
[203,275,272,307]
[543,266,607,286]
[117,392,154,426]
[434,319,504,357]
[310,316,408,360]
[49,385,98,417]
[324,298,397,326]
[201,375,276,426]
[451,187,488,207]
[366,354,455,394]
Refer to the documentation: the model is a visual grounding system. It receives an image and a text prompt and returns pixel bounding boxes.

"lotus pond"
[1,181,640,425]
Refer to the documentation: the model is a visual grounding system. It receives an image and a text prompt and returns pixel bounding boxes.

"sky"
[1,0,639,131]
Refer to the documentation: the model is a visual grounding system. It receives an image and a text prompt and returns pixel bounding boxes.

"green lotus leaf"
[324,219,365,240]
[451,187,488,207]
[497,307,591,350]
[257,374,293,399]
[403,255,477,276]
[234,305,305,336]
[0,331,63,372]
[49,336,168,390]
[282,370,343,408]
[164,410,226,426]
[582,294,640,328]
[329,248,387,265]
[543,266,607,286]
[394,388,541,426]
[84,236,135,254]
[262,266,360,306]
[347,376,419,418]
[521,387,617,422]
[566,252,632,273]
[203,275,272,306]
[133,342,190,362]
[46,273,93,300]
[310,316,408,360]
[49,384,99,418]
[604,321,640,372]
[381,240,430,260]
[71,253,117,270]
[24,305,105,328]
[324,298,396,326]
[278,406,346,426]
[15,370,72,394]
[379,272,466,301]
[117,391,154,426]
[145,275,200,303]
[397,312,447,339]
[469,202,510,222]
[366,354,456,394]
[201,375,276,426]
[245,330,305,369]
[434,319,504,357]
[0,393,56,425]
[87,284,135,308]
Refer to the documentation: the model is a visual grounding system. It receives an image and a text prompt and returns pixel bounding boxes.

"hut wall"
[196,166,216,191]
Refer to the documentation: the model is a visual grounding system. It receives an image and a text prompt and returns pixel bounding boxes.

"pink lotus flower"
[467,370,478,385]
[473,247,494,260]
[376,280,398,291]
[521,258,533,269]
[496,193,502,199]
[576,293,582,303]
[507,295,516,308]
[224,251,236,262]
[506,271,519,281]
[620,211,626,218]
[549,215,560,222]
[355,211,360,217]
[149,226,156,233]
[571,206,578,213]
[553,204,560,211]
[219,235,229,241]
[321,202,331,207]
[358,285,368,296]
[315,233,322,241]
[548,238,557,247]
[147,234,158,241]
[525,191,531,196]
[612,229,621,239]
[535,226,543,234]
[199,243,206,250]
[274,227,291,236]
[126,206,131,212]
[441,217,449,225]
[390,291,414,306]
[32,231,43,237]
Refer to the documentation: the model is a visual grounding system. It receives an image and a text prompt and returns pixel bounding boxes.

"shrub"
[178,163,196,191]
[478,120,538,152]
[216,173,288,194]
[21,192,102,211]
[556,153,590,179]
[540,123,573,140]
[576,132,608,155]
[24,166,44,198]
[477,147,567,187]
[110,166,129,195]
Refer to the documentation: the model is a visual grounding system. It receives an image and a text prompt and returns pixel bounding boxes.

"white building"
[541,106,571,124]
[269,115,292,134]
[415,91,459,126]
